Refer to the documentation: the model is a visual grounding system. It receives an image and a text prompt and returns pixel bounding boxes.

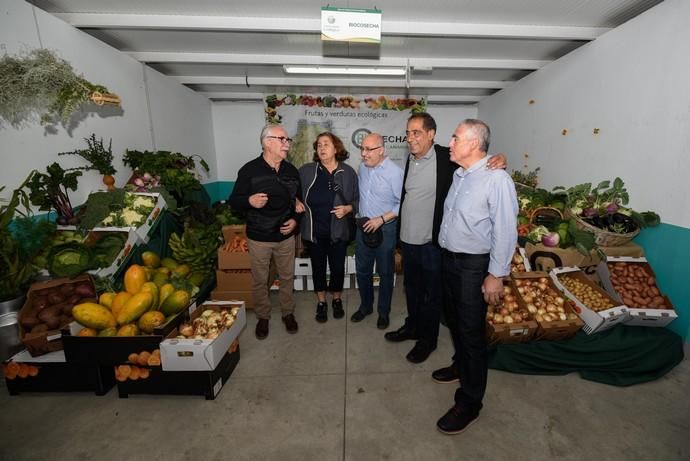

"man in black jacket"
[388,113,505,365]
[229,125,302,340]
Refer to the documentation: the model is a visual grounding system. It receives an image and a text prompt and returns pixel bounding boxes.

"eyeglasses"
[266,135,293,144]
[360,145,383,153]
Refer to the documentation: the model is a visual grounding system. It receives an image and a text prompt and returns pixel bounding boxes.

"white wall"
[478,0,690,228]
[0,0,217,206]
[211,101,477,181]
[212,101,266,182]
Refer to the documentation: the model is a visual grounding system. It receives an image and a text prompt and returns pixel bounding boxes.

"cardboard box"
[510,247,531,273]
[550,267,628,334]
[486,281,538,344]
[525,241,644,273]
[598,257,677,327]
[216,269,253,291]
[161,301,246,371]
[217,248,252,270]
[294,258,313,276]
[116,347,239,400]
[346,256,357,275]
[4,351,115,396]
[210,290,254,308]
[19,274,96,357]
[92,192,167,243]
[511,271,583,341]
[86,229,140,278]
[222,224,246,243]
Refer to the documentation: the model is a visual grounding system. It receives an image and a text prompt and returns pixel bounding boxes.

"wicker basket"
[565,209,639,246]
[529,206,563,225]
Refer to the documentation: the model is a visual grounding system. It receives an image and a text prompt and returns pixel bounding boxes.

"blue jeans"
[401,242,442,348]
[442,250,490,411]
[355,222,397,315]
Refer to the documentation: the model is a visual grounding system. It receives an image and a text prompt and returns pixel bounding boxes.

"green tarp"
[488,325,685,386]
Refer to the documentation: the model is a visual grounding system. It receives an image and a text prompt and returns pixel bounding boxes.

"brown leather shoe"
[255,318,269,340]
[282,314,298,334]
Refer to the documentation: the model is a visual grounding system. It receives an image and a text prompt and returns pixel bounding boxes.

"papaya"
[156,267,171,276]
[124,264,147,295]
[99,292,117,308]
[159,289,191,316]
[152,272,169,288]
[140,282,159,311]
[160,257,178,271]
[141,251,161,269]
[77,327,98,337]
[116,324,140,336]
[98,327,118,337]
[110,292,132,319]
[143,267,154,282]
[72,303,117,330]
[116,292,153,325]
[172,264,191,278]
[158,283,175,309]
[137,311,166,334]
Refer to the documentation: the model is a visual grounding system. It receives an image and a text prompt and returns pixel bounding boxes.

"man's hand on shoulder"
[487,153,507,170]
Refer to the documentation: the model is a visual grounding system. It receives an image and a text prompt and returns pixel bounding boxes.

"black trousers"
[442,250,490,410]
[401,242,442,348]
[308,238,347,293]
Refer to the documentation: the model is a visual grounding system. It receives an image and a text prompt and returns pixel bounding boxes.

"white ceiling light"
[283,65,406,76]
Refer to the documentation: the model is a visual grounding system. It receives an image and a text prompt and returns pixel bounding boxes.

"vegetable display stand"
[565,209,639,246]
[116,347,240,400]
[3,351,115,396]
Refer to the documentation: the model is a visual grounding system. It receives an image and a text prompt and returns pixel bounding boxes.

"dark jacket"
[229,155,302,242]
[398,144,457,246]
[299,161,359,243]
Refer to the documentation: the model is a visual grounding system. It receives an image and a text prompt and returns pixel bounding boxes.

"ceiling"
[29,0,663,105]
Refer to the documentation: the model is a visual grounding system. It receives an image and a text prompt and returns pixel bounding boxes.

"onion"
[526,304,537,314]
[537,283,548,291]
[558,313,567,321]
[523,295,534,304]
[503,286,512,295]
[500,308,510,316]
[504,294,515,302]
[493,314,503,324]
[537,308,546,315]
[535,314,543,322]
[555,297,565,305]
[542,232,560,247]
[503,316,514,324]
[514,280,524,287]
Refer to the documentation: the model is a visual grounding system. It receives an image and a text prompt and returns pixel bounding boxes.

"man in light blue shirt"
[436,119,518,435]
[351,133,404,329]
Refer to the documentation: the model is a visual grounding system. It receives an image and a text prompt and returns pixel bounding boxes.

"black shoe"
[332,298,344,319]
[282,314,299,334]
[376,314,390,330]
[255,319,269,340]
[432,365,461,384]
[436,404,482,435]
[350,310,371,323]
[315,302,328,323]
[406,342,436,364]
[384,325,418,343]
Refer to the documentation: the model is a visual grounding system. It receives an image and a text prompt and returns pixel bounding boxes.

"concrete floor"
[1,279,689,461]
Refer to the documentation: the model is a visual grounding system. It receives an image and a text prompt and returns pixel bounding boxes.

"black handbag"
[332,183,356,242]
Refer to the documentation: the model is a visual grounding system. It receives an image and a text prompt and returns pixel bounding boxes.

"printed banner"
[265,95,426,170]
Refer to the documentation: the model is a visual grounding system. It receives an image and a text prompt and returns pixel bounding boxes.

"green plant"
[0,173,50,301]
[0,48,116,126]
[123,150,210,200]
[27,162,82,224]
[58,134,116,176]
